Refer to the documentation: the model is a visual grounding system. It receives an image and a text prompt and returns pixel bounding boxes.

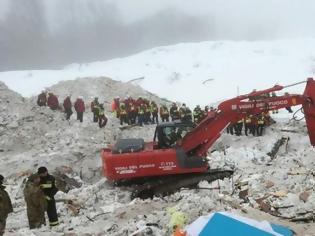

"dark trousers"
[138,114,144,126]
[0,218,7,235]
[234,123,243,136]
[129,112,137,124]
[65,109,73,120]
[227,125,234,135]
[256,124,264,136]
[47,199,59,227]
[245,124,253,136]
[120,115,128,125]
[152,113,158,124]
[77,112,83,122]
[93,112,99,122]
[162,116,169,122]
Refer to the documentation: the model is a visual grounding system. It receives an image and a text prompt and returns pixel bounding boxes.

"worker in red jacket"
[74,96,85,122]
[47,93,59,110]
[63,95,73,120]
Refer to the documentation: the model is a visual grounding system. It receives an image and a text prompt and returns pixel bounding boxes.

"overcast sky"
[0,0,315,71]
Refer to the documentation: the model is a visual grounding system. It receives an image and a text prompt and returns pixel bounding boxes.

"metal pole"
[283,80,307,89]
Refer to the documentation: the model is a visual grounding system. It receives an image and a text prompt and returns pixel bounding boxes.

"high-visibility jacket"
[258,117,265,125]
[237,118,244,124]
[245,117,252,124]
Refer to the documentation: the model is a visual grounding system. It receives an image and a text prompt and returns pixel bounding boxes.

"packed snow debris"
[1,79,315,235]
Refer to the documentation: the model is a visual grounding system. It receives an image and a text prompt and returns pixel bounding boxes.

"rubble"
[1,79,315,235]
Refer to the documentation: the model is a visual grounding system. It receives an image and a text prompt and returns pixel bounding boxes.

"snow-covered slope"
[1,38,315,107]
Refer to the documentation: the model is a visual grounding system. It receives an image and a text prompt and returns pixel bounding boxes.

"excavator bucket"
[303,78,315,146]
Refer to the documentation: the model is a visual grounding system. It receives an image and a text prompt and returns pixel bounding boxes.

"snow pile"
[1,78,315,235]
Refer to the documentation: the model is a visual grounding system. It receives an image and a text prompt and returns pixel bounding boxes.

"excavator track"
[116,169,234,199]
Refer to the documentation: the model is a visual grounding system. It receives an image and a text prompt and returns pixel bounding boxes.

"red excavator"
[102,78,315,198]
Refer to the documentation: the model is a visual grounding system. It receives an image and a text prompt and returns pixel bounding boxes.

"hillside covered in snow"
[1,77,315,235]
[1,38,315,107]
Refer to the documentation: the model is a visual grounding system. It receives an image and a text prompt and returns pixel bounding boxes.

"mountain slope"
[1,38,315,107]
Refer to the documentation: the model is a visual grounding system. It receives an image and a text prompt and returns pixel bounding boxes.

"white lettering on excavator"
[139,164,155,168]
[115,164,155,175]
[238,104,254,109]
[268,100,288,106]
[159,162,176,171]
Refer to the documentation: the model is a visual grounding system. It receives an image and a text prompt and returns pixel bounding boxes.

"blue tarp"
[198,213,293,236]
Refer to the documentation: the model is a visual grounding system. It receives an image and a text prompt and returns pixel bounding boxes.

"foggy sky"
[0,0,315,71]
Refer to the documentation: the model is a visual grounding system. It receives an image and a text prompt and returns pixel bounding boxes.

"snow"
[1,38,315,107]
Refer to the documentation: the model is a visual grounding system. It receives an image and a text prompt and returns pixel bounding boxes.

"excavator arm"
[180,78,315,157]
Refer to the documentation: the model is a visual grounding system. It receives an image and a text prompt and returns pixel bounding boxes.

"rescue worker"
[37,91,47,106]
[193,105,203,123]
[128,100,137,125]
[235,118,244,136]
[251,115,258,136]
[150,101,159,124]
[91,97,100,123]
[271,92,279,114]
[256,114,265,136]
[37,167,59,227]
[63,95,73,120]
[179,104,187,122]
[98,104,108,128]
[24,174,47,229]
[0,175,13,236]
[170,103,180,121]
[112,97,120,118]
[47,92,59,110]
[144,103,152,124]
[74,96,85,123]
[160,105,170,122]
[226,123,234,135]
[244,115,253,136]
[183,106,192,122]
[119,103,128,125]
[138,103,145,126]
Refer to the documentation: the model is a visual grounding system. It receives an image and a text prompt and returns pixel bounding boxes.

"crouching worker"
[23,174,47,229]
[98,104,108,128]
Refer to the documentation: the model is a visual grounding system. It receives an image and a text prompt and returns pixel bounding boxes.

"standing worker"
[160,105,170,122]
[170,103,180,121]
[63,95,73,120]
[47,92,59,110]
[193,105,203,123]
[256,114,265,136]
[150,101,159,124]
[74,96,85,123]
[37,167,59,227]
[119,103,128,125]
[37,91,47,107]
[91,97,100,123]
[244,115,253,136]
[0,175,13,236]
[23,174,47,229]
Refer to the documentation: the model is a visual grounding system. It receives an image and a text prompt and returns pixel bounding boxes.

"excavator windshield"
[153,121,195,149]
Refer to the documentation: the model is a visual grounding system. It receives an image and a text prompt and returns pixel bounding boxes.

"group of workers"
[37,91,108,128]
[0,167,59,234]
[227,113,270,137]
[37,91,86,123]
[111,96,212,126]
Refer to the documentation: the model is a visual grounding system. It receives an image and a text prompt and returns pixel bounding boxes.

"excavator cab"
[153,121,195,149]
